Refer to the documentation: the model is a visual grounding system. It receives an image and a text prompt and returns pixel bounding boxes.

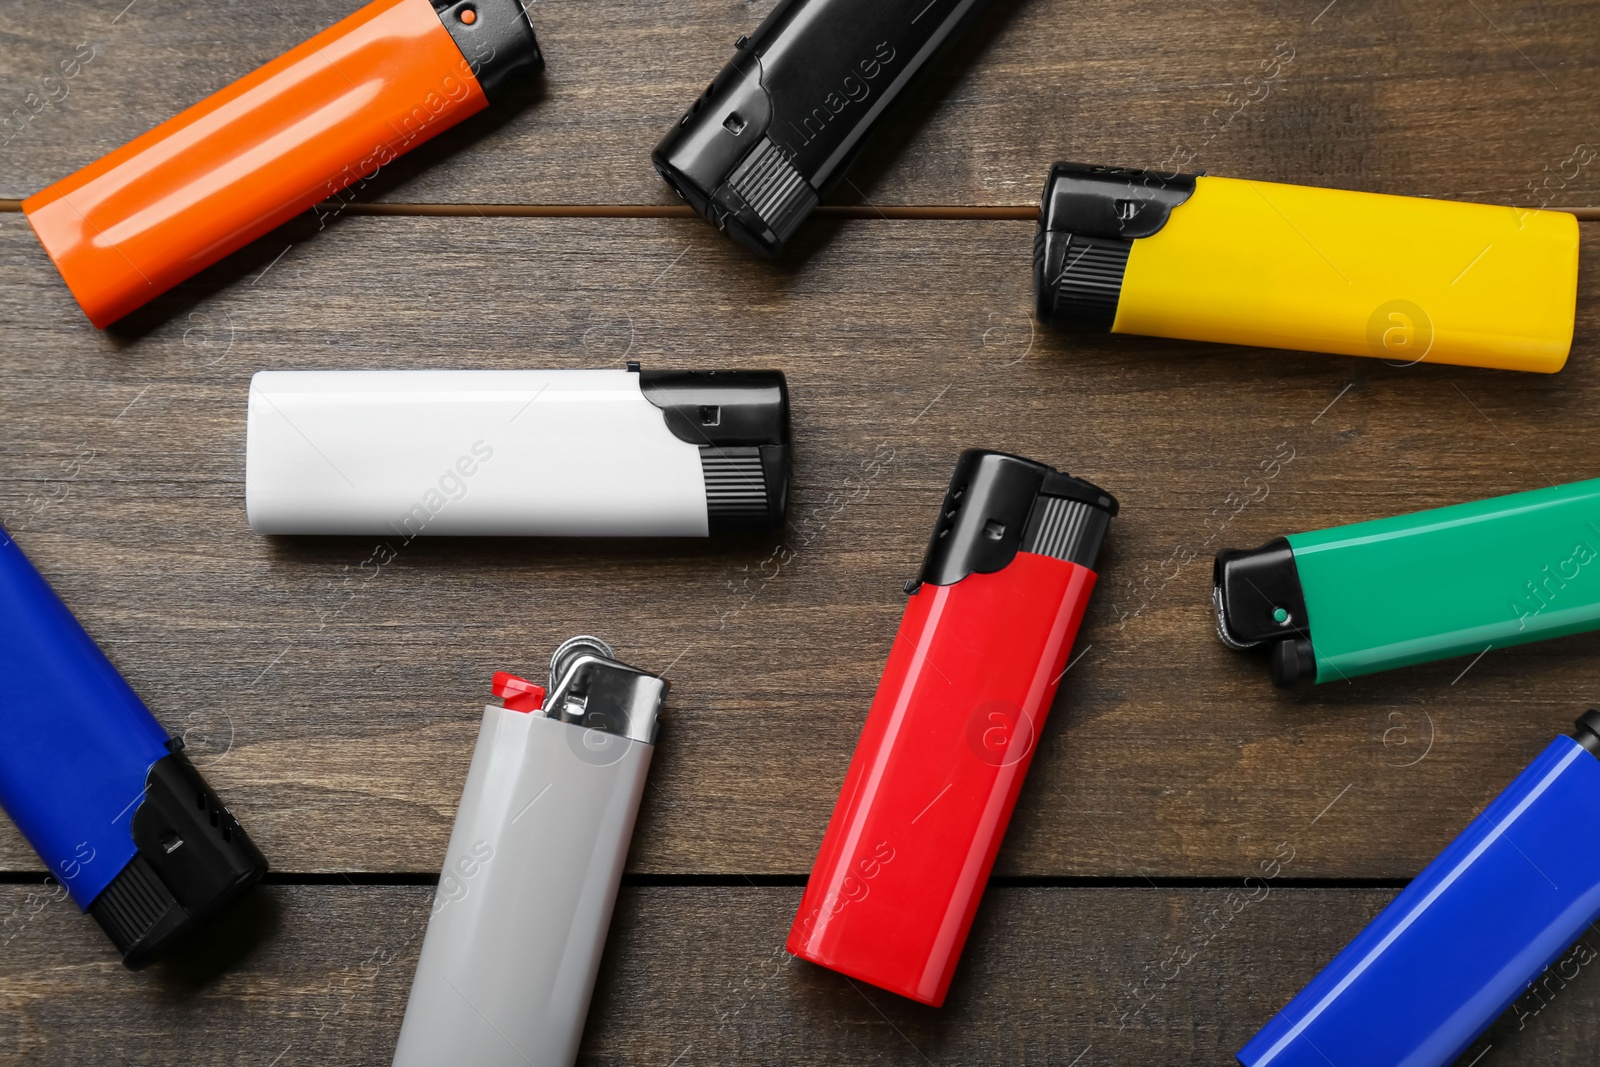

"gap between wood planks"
[0,200,1032,219]
[0,869,1410,890]
[0,199,1596,220]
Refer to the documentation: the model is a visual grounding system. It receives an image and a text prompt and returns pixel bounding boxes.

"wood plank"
[1,216,1597,878]
[2,0,1597,208]
[0,883,1594,1065]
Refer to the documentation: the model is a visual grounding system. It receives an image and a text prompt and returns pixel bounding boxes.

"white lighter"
[245,366,789,536]
[392,637,665,1067]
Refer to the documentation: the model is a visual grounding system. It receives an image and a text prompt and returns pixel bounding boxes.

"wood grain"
[0,215,1596,879]
[2,0,1597,209]
[5,882,1596,1066]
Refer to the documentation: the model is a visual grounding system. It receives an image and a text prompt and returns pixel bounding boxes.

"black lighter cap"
[652,49,807,259]
[1214,540,1316,687]
[638,368,791,535]
[1574,711,1600,756]
[1035,162,1197,328]
[915,450,1118,589]
[87,745,267,968]
[431,0,544,104]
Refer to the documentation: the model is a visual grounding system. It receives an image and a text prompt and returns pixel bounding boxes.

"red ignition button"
[492,672,546,712]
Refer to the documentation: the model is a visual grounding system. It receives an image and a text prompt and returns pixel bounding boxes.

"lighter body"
[393,639,662,1067]
[23,0,541,327]
[246,367,789,536]
[0,526,266,967]
[788,450,1117,1005]
[653,0,993,255]
[1215,477,1600,685]
[1036,163,1578,372]
[1240,712,1600,1067]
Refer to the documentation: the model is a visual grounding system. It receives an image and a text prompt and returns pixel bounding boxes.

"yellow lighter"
[1033,163,1579,372]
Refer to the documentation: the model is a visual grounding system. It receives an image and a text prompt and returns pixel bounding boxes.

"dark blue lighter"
[1239,711,1600,1067]
[0,525,266,967]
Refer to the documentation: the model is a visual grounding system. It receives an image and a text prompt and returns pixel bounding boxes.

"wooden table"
[2,0,1598,1062]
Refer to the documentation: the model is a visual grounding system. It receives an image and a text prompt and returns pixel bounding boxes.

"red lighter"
[787,449,1117,1006]
[23,0,541,328]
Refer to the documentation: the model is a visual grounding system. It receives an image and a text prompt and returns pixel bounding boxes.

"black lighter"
[652,0,992,256]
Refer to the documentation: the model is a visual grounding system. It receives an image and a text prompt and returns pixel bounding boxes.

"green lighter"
[1214,478,1600,686]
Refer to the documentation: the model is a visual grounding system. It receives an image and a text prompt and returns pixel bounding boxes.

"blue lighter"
[0,525,266,967]
[1239,711,1600,1067]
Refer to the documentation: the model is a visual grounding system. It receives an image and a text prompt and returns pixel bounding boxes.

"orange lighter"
[23,0,541,328]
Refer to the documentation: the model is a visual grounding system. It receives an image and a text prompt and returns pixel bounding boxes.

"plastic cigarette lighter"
[391,637,665,1067]
[1215,477,1600,686]
[1034,163,1579,372]
[786,449,1117,1005]
[245,366,789,536]
[653,0,994,257]
[23,0,542,328]
[1240,711,1600,1067]
[0,525,267,968]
